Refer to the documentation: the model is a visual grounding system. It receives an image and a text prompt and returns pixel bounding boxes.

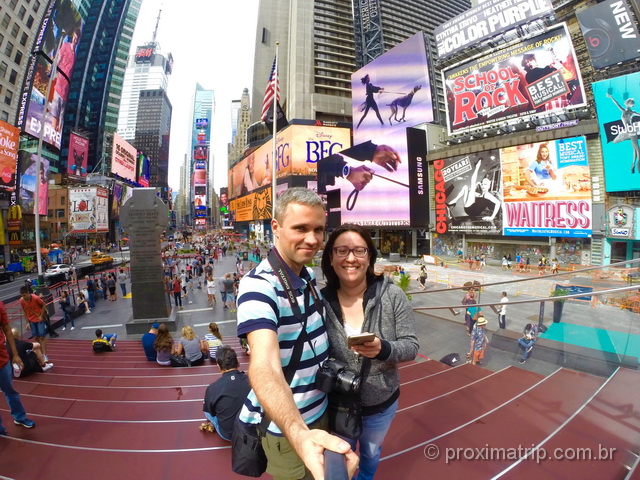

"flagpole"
[271,41,279,224]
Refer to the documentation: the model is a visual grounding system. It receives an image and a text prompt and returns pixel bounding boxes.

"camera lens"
[336,370,362,395]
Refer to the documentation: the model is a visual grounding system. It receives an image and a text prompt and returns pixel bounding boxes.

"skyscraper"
[251,0,471,124]
[117,42,173,142]
[228,88,251,163]
[188,84,213,226]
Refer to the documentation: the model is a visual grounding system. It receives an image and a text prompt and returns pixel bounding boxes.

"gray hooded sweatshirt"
[322,275,419,412]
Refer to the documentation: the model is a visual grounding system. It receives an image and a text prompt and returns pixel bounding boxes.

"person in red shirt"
[172,275,183,310]
[0,300,35,434]
[19,286,49,361]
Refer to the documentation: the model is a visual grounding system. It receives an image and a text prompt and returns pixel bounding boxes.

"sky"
[129,0,260,193]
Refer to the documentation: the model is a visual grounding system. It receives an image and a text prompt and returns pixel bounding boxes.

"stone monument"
[120,188,175,333]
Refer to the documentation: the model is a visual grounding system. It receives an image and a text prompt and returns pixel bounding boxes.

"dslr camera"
[316,358,361,395]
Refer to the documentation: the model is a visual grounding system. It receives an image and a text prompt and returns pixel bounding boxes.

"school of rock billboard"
[443,23,586,134]
[592,71,640,192]
[576,0,640,69]
[434,0,553,59]
[69,187,109,233]
[434,136,592,238]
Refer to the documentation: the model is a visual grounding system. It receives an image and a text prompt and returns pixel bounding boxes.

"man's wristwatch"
[342,165,350,178]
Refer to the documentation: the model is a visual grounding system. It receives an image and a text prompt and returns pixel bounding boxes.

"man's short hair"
[216,345,239,371]
[19,286,29,295]
[95,329,103,338]
[502,291,507,296]
[274,187,324,223]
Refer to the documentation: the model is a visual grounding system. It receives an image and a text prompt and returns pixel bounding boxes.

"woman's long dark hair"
[154,324,174,352]
[321,224,377,291]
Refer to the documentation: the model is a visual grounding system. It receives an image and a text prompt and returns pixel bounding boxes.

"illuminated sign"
[135,46,155,63]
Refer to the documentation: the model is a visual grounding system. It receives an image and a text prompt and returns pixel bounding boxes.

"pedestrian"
[551,258,559,274]
[525,256,531,273]
[480,253,486,269]
[85,275,96,309]
[107,274,117,301]
[59,290,74,330]
[19,286,49,362]
[498,291,508,329]
[205,273,217,307]
[538,258,544,276]
[468,314,488,365]
[501,255,509,271]
[118,268,128,297]
[518,323,538,364]
[172,275,183,310]
[222,273,236,312]
[0,301,36,434]
[418,265,428,290]
[99,273,108,300]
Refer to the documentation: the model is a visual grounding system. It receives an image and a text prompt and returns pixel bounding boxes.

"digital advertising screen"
[195,118,209,129]
[18,151,50,215]
[135,45,155,63]
[351,32,433,145]
[443,24,587,134]
[593,71,640,192]
[576,0,640,69]
[230,187,273,222]
[219,187,229,208]
[194,145,208,160]
[501,137,592,237]
[0,120,20,191]
[32,0,83,62]
[137,153,150,187]
[111,133,137,182]
[67,132,88,178]
[434,0,553,59]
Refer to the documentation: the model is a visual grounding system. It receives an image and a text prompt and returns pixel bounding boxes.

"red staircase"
[1,338,638,479]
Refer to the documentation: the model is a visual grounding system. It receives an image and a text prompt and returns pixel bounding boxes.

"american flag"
[261,57,280,123]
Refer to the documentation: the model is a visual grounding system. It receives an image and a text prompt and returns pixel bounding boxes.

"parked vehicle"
[43,264,72,278]
[0,266,15,283]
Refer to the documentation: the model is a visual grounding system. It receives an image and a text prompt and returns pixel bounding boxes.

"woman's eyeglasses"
[333,246,369,258]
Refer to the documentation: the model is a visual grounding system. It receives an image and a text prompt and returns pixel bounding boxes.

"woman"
[418,265,427,290]
[321,224,419,480]
[467,315,488,365]
[77,291,90,314]
[356,74,385,129]
[606,93,640,173]
[175,325,207,366]
[59,290,74,330]
[154,324,175,366]
[107,273,117,301]
[524,143,556,187]
[205,273,217,306]
[204,322,223,362]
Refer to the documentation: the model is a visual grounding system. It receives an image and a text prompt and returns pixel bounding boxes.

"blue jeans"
[62,311,74,328]
[0,361,28,434]
[205,412,230,441]
[87,291,96,309]
[120,283,127,296]
[342,399,398,480]
[518,338,535,360]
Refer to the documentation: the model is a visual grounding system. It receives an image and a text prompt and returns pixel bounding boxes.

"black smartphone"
[323,449,349,480]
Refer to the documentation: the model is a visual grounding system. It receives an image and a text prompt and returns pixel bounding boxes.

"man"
[50,29,80,133]
[19,286,49,362]
[117,268,128,297]
[93,329,117,352]
[0,300,36,434]
[237,187,357,480]
[141,323,159,361]
[222,273,236,312]
[201,346,251,441]
[85,275,96,309]
[498,291,509,329]
[8,328,53,376]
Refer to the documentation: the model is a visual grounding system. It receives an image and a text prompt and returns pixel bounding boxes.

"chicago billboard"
[67,132,88,178]
[576,0,640,69]
[592,71,640,192]
[434,0,553,59]
[443,24,586,134]
[111,133,137,182]
[0,121,20,191]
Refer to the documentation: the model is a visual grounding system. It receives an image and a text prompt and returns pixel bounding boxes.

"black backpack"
[93,341,112,353]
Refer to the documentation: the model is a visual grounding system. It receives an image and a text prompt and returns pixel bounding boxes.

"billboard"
[67,132,88,178]
[434,0,553,59]
[195,118,209,129]
[443,24,586,134]
[434,151,503,235]
[434,137,592,237]
[111,133,137,181]
[0,121,20,191]
[19,0,83,151]
[228,125,351,199]
[352,32,433,144]
[230,187,272,222]
[318,127,428,227]
[17,151,49,215]
[135,45,155,63]
[501,137,592,237]
[194,145,208,160]
[137,153,150,187]
[576,0,640,69]
[593,71,640,192]
[69,187,109,233]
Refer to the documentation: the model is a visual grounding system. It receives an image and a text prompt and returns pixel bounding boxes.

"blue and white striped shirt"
[237,251,328,435]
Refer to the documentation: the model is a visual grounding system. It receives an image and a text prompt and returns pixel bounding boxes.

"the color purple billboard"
[442,24,587,134]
